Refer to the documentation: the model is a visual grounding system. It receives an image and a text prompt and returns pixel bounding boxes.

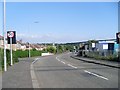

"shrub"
[15,50,29,58]
[47,46,56,54]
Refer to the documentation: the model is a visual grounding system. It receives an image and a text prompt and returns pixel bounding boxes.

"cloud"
[17,33,111,43]
[17,33,59,42]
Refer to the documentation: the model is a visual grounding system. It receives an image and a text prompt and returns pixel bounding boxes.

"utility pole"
[3,0,7,71]
[10,37,13,65]
[29,43,30,58]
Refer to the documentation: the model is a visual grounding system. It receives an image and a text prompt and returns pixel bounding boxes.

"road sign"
[116,32,120,44]
[118,33,120,38]
[7,31,14,38]
[7,31,16,66]
[92,43,95,48]
[7,31,16,44]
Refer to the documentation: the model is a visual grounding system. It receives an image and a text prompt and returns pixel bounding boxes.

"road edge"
[71,56,120,69]
[30,58,40,88]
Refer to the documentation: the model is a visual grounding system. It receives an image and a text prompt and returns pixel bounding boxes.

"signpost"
[7,31,16,66]
[116,32,120,44]
[116,32,120,61]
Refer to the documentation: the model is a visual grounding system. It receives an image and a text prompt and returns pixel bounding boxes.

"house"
[25,43,33,50]
[0,35,4,48]
[16,40,27,51]
[93,39,118,56]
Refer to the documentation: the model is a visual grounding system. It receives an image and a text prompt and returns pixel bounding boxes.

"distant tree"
[46,46,56,53]
[32,48,36,51]
[87,40,98,44]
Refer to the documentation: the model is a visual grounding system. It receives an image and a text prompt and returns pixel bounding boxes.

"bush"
[30,50,41,57]
[0,49,43,71]
[86,51,119,62]
[47,46,56,54]
[15,50,29,58]
[0,49,19,70]
[15,50,42,58]
[0,48,3,70]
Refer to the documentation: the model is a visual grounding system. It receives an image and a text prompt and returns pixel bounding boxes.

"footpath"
[71,56,120,69]
[2,57,35,89]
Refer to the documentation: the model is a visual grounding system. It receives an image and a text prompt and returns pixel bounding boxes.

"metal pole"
[29,43,30,58]
[118,44,120,62]
[10,37,13,66]
[57,44,58,54]
[3,0,7,71]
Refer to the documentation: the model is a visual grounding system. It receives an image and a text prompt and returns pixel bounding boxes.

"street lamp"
[3,0,7,71]
[29,43,30,58]
[28,21,39,58]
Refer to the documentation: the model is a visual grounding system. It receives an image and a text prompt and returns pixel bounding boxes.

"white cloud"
[16,32,115,43]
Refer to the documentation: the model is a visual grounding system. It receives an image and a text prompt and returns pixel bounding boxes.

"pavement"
[71,55,120,69]
[1,53,119,89]
[2,57,35,88]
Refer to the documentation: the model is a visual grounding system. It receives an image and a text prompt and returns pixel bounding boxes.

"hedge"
[0,49,43,70]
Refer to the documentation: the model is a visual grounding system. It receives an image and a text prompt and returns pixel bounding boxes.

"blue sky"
[0,2,118,43]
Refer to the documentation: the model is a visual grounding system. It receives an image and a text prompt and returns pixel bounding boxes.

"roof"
[66,39,116,45]
[0,35,3,39]
[0,35,7,40]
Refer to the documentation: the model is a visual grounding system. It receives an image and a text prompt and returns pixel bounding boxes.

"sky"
[0,2,118,43]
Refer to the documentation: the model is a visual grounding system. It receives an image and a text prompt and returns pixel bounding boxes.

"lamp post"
[3,0,7,71]
[29,43,30,58]
[28,21,39,58]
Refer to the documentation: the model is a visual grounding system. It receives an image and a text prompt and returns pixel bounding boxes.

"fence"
[77,50,119,61]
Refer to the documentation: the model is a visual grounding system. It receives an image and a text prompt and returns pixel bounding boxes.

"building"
[16,41,27,51]
[0,35,4,48]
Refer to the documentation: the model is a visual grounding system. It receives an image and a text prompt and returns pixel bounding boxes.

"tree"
[87,40,98,44]
[46,46,56,53]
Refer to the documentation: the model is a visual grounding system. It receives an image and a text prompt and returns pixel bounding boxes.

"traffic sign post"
[116,32,120,61]
[7,31,15,66]
[116,32,120,44]
[10,37,13,65]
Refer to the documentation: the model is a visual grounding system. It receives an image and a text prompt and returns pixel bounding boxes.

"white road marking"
[67,64,78,69]
[31,58,40,88]
[61,61,66,64]
[56,57,66,64]
[32,58,39,64]
[63,62,66,64]
[84,70,109,80]
[56,56,77,68]
[56,57,59,61]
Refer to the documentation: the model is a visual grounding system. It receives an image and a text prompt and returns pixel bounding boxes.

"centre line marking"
[84,70,109,80]
[56,57,60,61]
[61,61,66,64]
[68,64,77,69]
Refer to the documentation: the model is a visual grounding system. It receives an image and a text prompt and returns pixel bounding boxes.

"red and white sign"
[7,31,14,38]
[118,33,120,38]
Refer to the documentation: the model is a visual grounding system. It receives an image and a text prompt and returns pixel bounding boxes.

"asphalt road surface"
[33,52,119,88]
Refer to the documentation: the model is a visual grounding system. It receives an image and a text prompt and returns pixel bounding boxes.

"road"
[33,52,119,88]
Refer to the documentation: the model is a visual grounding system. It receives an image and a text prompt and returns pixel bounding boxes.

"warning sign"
[7,31,16,44]
[116,32,120,44]
[7,31,14,38]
